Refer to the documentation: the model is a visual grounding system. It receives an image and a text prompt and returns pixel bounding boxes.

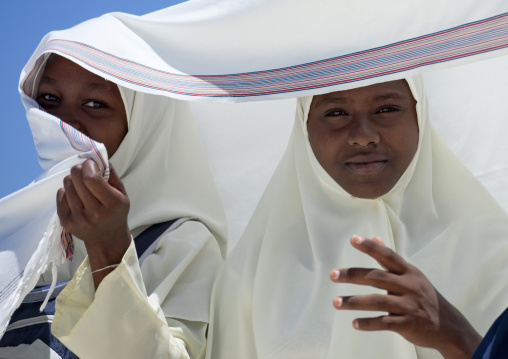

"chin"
[343,185,391,199]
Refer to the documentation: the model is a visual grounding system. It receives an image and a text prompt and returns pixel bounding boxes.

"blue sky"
[0,1,185,199]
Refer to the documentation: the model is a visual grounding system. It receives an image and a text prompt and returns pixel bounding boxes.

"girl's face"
[307,80,419,199]
[37,55,128,157]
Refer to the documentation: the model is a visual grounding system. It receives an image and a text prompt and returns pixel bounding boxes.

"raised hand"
[57,159,131,287]
[330,235,481,359]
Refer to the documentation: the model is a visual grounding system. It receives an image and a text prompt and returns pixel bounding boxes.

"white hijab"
[0,50,227,337]
[206,76,508,359]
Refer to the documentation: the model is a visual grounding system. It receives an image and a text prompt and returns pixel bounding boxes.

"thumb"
[107,162,127,195]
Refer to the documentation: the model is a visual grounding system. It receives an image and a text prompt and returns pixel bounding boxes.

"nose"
[347,115,380,147]
[47,106,84,132]
[61,117,83,132]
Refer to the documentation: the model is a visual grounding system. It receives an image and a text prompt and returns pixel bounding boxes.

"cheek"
[115,122,128,142]
[89,116,127,156]
[43,108,67,123]
[395,125,419,167]
[109,117,129,149]
[307,118,347,172]
[309,131,343,171]
[408,122,419,155]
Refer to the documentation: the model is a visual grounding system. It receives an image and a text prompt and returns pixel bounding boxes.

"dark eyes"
[83,101,106,109]
[325,109,349,117]
[39,94,59,103]
[325,106,398,117]
[376,106,398,114]
[37,94,106,109]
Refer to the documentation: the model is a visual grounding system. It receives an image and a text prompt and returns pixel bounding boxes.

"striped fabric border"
[25,12,508,98]
[22,56,47,98]
[0,272,23,303]
[59,122,109,179]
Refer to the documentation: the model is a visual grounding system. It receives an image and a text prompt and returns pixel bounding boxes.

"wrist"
[85,231,131,290]
[437,322,482,359]
[85,229,132,271]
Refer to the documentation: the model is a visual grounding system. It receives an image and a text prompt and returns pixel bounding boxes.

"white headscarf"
[206,76,508,359]
[0,50,227,336]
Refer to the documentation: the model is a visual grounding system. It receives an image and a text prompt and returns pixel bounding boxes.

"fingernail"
[352,235,364,244]
[353,320,360,329]
[333,297,343,308]
[331,269,340,280]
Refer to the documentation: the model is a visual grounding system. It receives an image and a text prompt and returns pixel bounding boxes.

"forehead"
[312,80,414,107]
[39,55,119,95]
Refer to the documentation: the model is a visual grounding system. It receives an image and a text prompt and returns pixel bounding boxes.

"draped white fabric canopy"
[21,0,508,101]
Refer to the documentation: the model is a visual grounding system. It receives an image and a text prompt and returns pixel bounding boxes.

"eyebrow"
[313,91,407,107]
[84,82,113,93]
[371,92,406,101]
[39,76,54,85]
[39,75,117,95]
[314,97,350,107]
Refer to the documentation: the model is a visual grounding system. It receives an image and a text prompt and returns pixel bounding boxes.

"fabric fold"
[206,76,508,358]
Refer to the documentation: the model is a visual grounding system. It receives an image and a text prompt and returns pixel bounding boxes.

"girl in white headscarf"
[0,50,226,358]
[206,76,508,359]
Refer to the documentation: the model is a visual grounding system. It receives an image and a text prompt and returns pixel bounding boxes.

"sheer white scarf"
[0,93,109,336]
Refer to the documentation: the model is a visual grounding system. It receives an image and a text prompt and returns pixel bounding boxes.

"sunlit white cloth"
[2,0,508,347]
[19,0,508,102]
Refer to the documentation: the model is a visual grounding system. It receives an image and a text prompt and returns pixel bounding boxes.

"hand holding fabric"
[330,235,482,359]
[56,159,131,288]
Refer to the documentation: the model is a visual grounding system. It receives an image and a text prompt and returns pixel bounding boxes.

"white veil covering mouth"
[0,93,110,336]
[205,76,508,359]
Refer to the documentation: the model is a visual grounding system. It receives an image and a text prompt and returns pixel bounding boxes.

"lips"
[345,154,387,175]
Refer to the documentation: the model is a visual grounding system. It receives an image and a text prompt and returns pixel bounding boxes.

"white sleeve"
[52,220,223,359]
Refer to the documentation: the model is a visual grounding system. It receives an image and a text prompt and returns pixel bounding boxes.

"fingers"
[56,160,128,226]
[332,293,414,335]
[371,236,385,246]
[107,162,127,196]
[352,315,407,332]
[332,294,417,335]
[329,235,407,293]
[56,188,71,225]
[328,235,447,348]
[349,235,407,274]
[77,160,126,207]
[62,173,84,214]
[69,162,102,209]
[333,294,410,315]
[330,267,405,294]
